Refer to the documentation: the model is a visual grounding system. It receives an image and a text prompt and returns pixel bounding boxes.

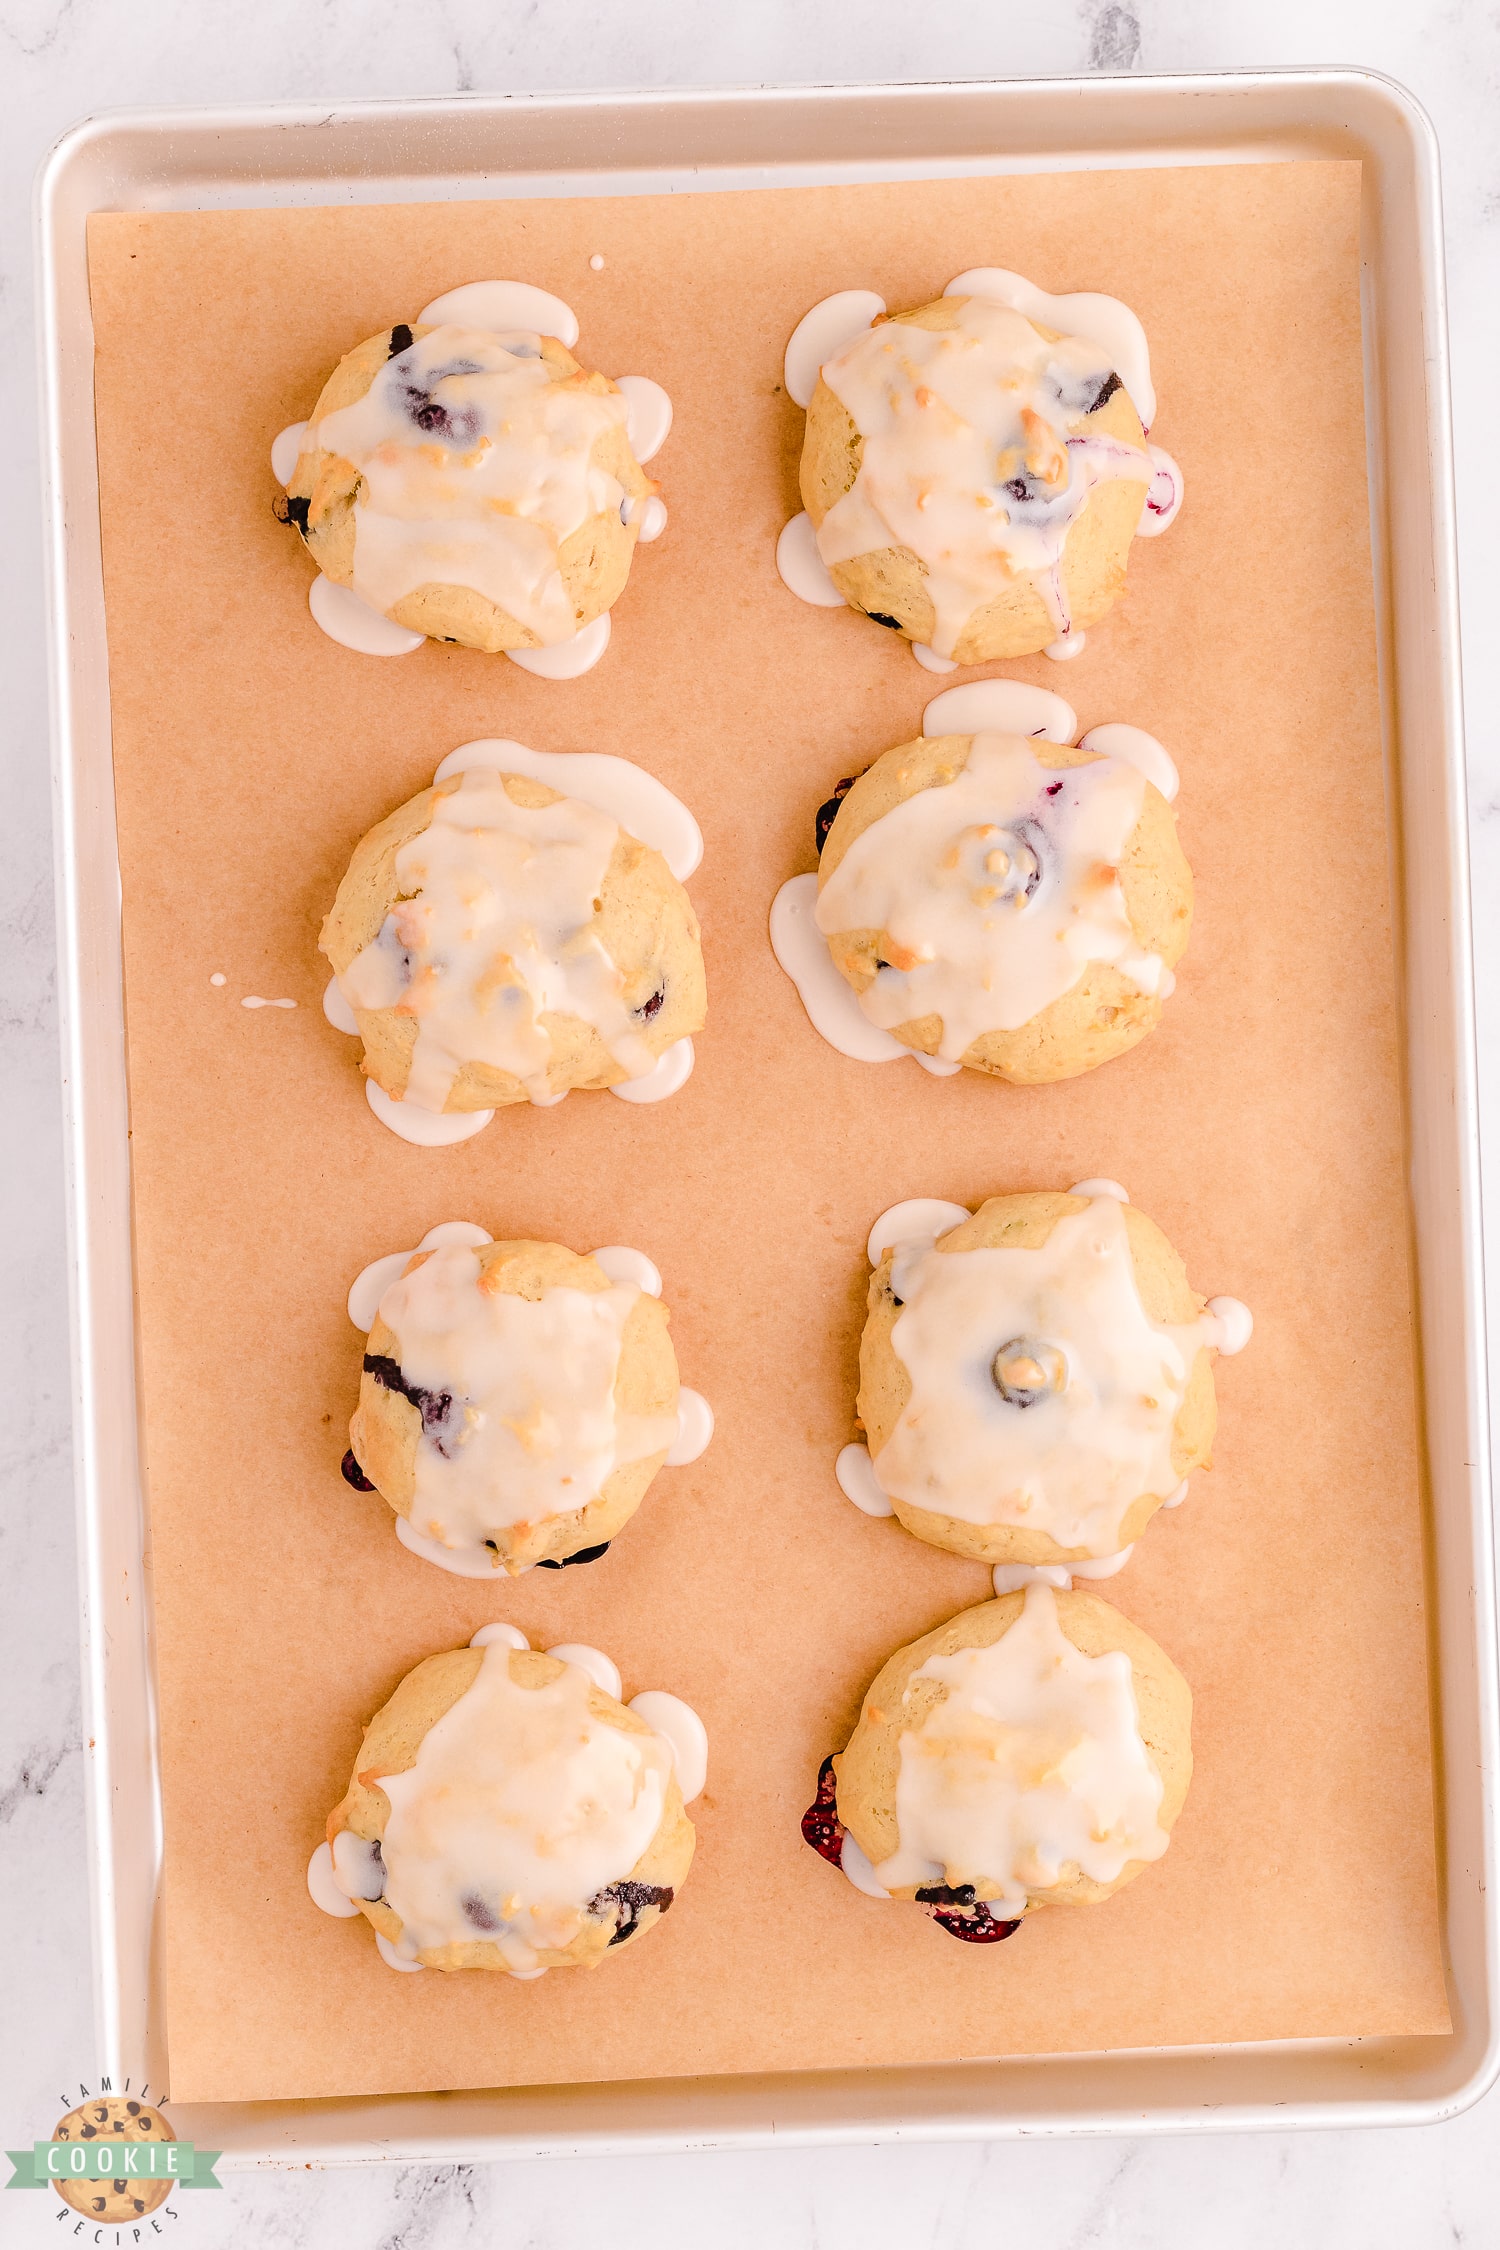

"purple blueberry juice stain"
[800,1755,846,1867]
[923,1900,1021,1944]
[363,1354,457,1452]
[815,774,862,856]
[341,1448,377,1492]
[802,1759,1023,1944]
[535,1541,612,1570]
[589,1880,675,1944]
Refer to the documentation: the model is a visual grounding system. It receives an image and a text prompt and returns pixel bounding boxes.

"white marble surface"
[2,2,1498,2243]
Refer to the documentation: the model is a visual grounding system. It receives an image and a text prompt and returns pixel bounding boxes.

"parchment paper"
[85,158,1449,2105]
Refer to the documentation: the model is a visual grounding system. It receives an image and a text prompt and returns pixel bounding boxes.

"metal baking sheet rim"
[35,70,1499,2158]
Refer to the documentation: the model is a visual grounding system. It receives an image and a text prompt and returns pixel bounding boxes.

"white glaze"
[1162,1479,1190,1510]
[308,574,424,657]
[1137,447,1185,536]
[943,268,1157,430]
[590,1246,663,1296]
[323,977,359,1034]
[416,280,580,346]
[866,1194,1240,1556]
[783,289,886,409]
[1068,1178,1130,1203]
[775,512,848,607]
[835,1442,895,1518]
[396,1516,512,1576]
[628,1691,708,1805]
[912,643,959,674]
[922,681,1076,745]
[1044,629,1087,662]
[331,1827,386,1900]
[376,1638,673,1969]
[1077,723,1179,804]
[666,1388,714,1467]
[866,1198,972,1265]
[348,1220,495,1332]
[1206,1296,1255,1355]
[209,972,227,987]
[609,1036,695,1105]
[306,1840,361,1919]
[366,1081,495,1144]
[632,496,669,543]
[814,737,1165,1062]
[814,299,1153,659]
[241,995,295,1010]
[589,254,605,272]
[375,1930,426,1973]
[367,1238,678,1553]
[992,1544,1137,1594]
[769,876,909,1065]
[432,738,703,881]
[1073,1545,1136,1578]
[875,1582,1170,1917]
[990,1561,1075,1594]
[545,1642,623,1700]
[614,375,672,464]
[505,611,612,679]
[839,1830,892,1898]
[471,1621,531,1651]
[913,1051,962,1077]
[271,420,307,486]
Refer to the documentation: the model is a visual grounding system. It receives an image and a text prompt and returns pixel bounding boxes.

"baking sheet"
[85,156,1448,2105]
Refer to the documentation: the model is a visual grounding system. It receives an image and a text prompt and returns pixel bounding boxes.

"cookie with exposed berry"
[325,1639,695,1973]
[347,1235,679,1573]
[815,733,1190,1084]
[321,764,705,1111]
[281,318,653,653]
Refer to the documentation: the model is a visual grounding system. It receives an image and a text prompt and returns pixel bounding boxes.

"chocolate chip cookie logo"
[5,2081,219,2232]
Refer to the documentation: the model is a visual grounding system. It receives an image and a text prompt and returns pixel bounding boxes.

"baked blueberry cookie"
[279,311,656,655]
[803,1585,1191,1938]
[345,1230,683,1574]
[787,279,1182,663]
[814,731,1191,1084]
[849,1186,1252,1569]
[321,759,706,1116]
[318,1631,703,1975]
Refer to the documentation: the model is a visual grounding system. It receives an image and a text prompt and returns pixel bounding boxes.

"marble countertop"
[3,2,1498,2243]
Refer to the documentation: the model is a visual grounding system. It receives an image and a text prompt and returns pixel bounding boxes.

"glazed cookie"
[317,1631,703,1975]
[279,301,659,655]
[321,755,706,1120]
[849,1186,1252,1569]
[803,1585,1191,1937]
[814,730,1190,1083]
[782,276,1182,663]
[344,1226,695,1574]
